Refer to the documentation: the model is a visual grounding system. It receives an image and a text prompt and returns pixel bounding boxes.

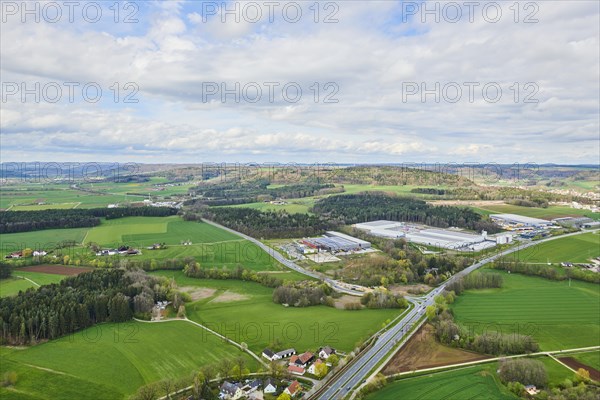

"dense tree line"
[188,179,338,206]
[493,259,600,284]
[272,281,332,307]
[0,269,165,345]
[188,207,333,239]
[360,289,408,309]
[0,262,12,279]
[0,207,177,234]
[183,264,283,288]
[446,271,503,295]
[498,358,547,388]
[312,193,501,233]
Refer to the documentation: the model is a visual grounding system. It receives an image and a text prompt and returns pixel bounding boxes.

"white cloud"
[1,0,598,163]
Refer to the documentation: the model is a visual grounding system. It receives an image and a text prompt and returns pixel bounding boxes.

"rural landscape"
[2,0,599,399]
[0,163,598,400]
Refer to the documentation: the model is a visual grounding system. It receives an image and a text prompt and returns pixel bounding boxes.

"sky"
[1,0,599,164]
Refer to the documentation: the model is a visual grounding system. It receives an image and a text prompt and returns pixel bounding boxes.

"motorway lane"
[314,231,598,399]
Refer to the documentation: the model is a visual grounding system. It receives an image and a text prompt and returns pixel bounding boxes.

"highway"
[312,229,598,400]
[202,218,596,399]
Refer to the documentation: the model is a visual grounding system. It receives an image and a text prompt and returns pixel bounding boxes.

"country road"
[201,218,366,296]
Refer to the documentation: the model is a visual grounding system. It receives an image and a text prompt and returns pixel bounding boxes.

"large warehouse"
[302,231,371,252]
[353,220,497,251]
[490,214,552,229]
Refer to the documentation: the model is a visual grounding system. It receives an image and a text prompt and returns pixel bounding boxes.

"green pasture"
[510,232,600,264]
[0,271,67,297]
[366,363,517,400]
[0,321,257,400]
[150,271,400,354]
[451,271,600,350]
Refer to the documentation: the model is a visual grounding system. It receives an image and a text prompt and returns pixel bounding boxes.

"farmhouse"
[525,385,540,395]
[219,381,243,399]
[263,378,277,393]
[318,346,336,359]
[274,348,296,360]
[5,251,23,259]
[287,364,305,375]
[284,380,301,397]
[308,359,324,375]
[32,250,47,256]
[262,348,276,361]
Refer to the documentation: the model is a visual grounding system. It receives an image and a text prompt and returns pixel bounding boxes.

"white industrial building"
[490,214,552,229]
[353,220,498,250]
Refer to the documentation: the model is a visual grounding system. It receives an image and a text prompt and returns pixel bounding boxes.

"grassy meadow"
[367,363,517,400]
[0,321,257,400]
[510,232,600,264]
[451,271,600,350]
[0,271,67,297]
[150,270,401,354]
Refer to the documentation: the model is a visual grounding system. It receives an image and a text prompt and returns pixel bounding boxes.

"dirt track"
[558,357,600,381]
[18,265,92,276]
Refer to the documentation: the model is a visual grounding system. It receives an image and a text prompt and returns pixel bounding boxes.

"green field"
[150,271,400,354]
[366,363,517,400]
[10,203,80,211]
[512,232,600,263]
[538,356,576,386]
[0,321,257,400]
[0,271,67,297]
[472,204,600,221]
[571,350,600,371]
[0,188,146,210]
[452,271,600,350]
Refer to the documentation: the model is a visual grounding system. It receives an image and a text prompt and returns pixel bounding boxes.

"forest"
[187,180,339,206]
[0,207,178,234]
[312,193,501,233]
[0,269,166,345]
[188,207,333,239]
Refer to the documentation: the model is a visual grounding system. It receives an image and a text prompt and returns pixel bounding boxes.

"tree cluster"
[0,269,164,345]
[184,264,283,288]
[493,259,599,284]
[312,193,501,233]
[0,262,12,279]
[498,358,548,388]
[446,271,503,295]
[0,207,177,234]
[360,289,408,309]
[272,281,332,307]
[189,207,333,239]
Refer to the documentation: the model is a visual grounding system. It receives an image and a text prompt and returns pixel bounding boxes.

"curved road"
[201,218,365,296]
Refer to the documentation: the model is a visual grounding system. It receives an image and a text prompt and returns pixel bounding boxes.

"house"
[308,359,324,375]
[289,355,300,366]
[245,379,261,392]
[33,250,47,257]
[220,381,243,400]
[525,385,540,395]
[287,364,305,375]
[298,351,314,366]
[5,251,23,259]
[262,348,275,361]
[263,378,277,394]
[318,346,336,359]
[284,380,301,397]
[274,348,296,360]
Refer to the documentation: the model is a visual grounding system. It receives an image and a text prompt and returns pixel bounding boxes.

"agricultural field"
[0,227,89,257]
[451,271,600,350]
[0,321,257,400]
[150,271,401,354]
[367,363,517,400]
[537,356,576,386]
[0,271,67,297]
[471,204,600,220]
[571,350,600,371]
[510,232,600,264]
[382,324,489,375]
